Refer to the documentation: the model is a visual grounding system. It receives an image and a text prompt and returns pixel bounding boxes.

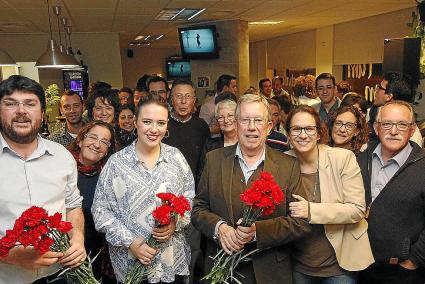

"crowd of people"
[0,71,424,284]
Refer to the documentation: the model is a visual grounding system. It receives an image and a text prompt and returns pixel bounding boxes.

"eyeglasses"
[375,84,387,92]
[140,118,167,128]
[173,93,195,101]
[150,90,167,96]
[237,117,266,126]
[377,121,413,131]
[217,115,235,122]
[334,120,357,131]
[84,133,111,148]
[289,126,318,136]
[1,99,39,111]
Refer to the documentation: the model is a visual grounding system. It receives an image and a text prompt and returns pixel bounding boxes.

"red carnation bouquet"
[203,171,284,284]
[0,206,100,283]
[124,192,191,284]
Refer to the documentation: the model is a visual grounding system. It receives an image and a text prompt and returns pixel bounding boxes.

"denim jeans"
[293,270,358,284]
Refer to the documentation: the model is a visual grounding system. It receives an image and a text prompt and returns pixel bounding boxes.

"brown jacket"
[287,145,375,271]
[192,145,311,284]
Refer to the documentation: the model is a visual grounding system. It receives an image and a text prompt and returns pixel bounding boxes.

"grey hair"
[235,93,271,121]
[376,100,415,123]
[215,99,237,118]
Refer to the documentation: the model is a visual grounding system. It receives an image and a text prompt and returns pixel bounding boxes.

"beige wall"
[191,20,250,101]
[334,8,413,65]
[0,32,123,89]
[249,7,414,86]
[120,46,179,88]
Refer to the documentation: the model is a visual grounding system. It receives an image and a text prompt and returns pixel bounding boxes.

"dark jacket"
[357,141,425,267]
[192,145,311,283]
[197,135,224,183]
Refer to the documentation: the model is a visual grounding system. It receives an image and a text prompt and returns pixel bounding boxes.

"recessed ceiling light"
[155,8,206,21]
[249,21,284,25]
[188,8,206,21]
[135,35,150,40]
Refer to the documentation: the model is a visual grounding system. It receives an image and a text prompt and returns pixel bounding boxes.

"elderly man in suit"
[192,93,311,284]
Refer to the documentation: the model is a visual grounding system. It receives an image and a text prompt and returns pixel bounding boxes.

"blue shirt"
[371,142,412,202]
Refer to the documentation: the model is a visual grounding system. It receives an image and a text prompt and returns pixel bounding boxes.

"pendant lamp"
[35,0,79,69]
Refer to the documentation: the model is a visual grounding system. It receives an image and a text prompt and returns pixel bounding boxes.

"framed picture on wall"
[197,76,210,88]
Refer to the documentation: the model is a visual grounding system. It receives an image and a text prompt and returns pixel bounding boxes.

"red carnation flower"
[172,196,191,217]
[56,221,73,233]
[156,192,176,204]
[152,204,172,226]
[48,212,63,229]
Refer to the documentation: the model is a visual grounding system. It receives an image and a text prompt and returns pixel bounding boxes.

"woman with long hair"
[328,106,368,155]
[67,120,115,281]
[286,105,374,283]
[92,94,195,283]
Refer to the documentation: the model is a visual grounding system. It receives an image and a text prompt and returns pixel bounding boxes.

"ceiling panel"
[63,0,117,9]
[0,0,417,47]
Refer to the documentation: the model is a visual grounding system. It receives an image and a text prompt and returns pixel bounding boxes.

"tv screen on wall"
[166,59,191,79]
[178,25,219,59]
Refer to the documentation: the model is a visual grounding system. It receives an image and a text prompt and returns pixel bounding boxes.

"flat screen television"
[178,25,219,59]
[166,59,191,79]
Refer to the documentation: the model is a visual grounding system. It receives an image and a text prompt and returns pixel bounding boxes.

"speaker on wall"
[127,48,134,58]
[383,37,420,86]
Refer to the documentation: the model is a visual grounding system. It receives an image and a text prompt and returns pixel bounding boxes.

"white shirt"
[0,133,82,284]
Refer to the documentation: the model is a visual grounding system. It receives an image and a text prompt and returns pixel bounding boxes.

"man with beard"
[49,90,84,147]
[0,75,86,284]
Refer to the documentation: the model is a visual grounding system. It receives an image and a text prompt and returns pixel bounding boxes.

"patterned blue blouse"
[92,142,195,282]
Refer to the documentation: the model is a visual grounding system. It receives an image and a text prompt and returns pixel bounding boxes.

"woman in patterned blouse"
[92,93,195,283]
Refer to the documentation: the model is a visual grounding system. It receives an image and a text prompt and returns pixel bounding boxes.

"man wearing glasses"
[369,72,422,146]
[162,79,209,284]
[357,100,425,283]
[0,75,85,283]
[147,76,170,101]
[192,93,310,284]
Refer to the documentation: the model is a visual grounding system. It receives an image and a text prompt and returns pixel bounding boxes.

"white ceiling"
[0,0,416,48]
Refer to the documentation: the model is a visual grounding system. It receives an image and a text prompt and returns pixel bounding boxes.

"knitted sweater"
[357,141,425,267]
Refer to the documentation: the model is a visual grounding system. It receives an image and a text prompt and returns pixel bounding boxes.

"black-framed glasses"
[377,121,413,131]
[375,84,387,92]
[84,133,111,148]
[334,120,357,131]
[150,90,167,96]
[289,126,318,136]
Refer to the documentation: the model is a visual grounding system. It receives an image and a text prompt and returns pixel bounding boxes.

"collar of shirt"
[126,140,169,167]
[372,141,412,167]
[0,131,54,160]
[320,97,341,114]
[235,143,265,183]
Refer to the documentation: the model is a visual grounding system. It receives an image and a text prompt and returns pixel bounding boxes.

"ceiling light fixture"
[187,8,206,21]
[155,34,164,40]
[35,0,79,69]
[170,8,186,20]
[144,35,151,41]
[248,21,284,25]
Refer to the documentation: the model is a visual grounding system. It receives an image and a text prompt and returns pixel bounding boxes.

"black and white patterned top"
[48,122,76,147]
[92,142,195,282]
